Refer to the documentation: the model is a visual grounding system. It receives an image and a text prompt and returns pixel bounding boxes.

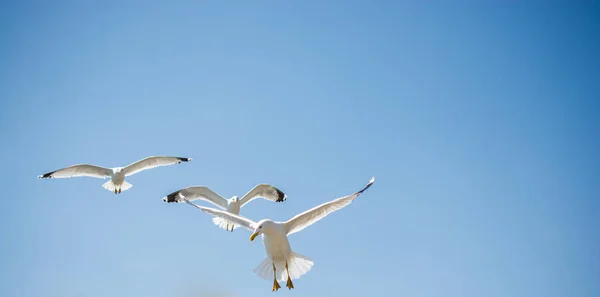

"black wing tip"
[38,172,54,179]
[274,187,287,202]
[357,177,375,194]
[162,191,181,203]
[178,157,192,163]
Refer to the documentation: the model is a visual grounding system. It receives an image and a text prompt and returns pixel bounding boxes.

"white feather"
[190,177,375,287]
[123,156,191,176]
[39,156,190,194]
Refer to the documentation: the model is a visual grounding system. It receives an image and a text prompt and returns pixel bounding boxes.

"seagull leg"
[118,187,121,194]
[114,188,117,194]
[272,263,281,292]
[285,261,294,290]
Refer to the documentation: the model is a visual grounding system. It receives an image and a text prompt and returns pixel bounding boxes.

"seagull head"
[250,219,274,242]
[231,196,239,202]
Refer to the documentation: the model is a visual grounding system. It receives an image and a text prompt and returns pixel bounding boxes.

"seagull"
[163,184,287,232]
[183,177,374,291]
[38,156,192,194]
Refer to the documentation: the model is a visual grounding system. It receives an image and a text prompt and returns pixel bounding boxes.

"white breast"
[227,201,241,215]
[111,169,125,184]
[263,225,292,262]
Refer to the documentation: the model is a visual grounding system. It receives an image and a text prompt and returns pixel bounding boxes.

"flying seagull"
[163,184,287,231]
[38,156,192,194]
[183,177,374,291]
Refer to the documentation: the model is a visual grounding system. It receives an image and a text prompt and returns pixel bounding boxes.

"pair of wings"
[185,177,375,236]
[163,184,286,209]
[38,156,192,179]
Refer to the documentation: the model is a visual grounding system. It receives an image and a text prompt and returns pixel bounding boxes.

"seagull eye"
[259,226,262,229]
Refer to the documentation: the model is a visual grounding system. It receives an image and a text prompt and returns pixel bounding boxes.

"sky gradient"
[1,2,599,297]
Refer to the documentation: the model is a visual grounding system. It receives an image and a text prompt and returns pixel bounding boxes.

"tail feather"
[102,180,133,193]
[253,257,273,281]
[253,252,314,282]
[102,180,116,192]
[287,252,314,280]
[212,217,239,231]
[120,181,133,192]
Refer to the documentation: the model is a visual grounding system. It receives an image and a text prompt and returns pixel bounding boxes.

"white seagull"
[38,156,192,194]
[183,177,375,291]
[163,184,287,231]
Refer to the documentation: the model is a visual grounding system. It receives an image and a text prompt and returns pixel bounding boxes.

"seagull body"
[163,184,286,231]
[185,177,375,291]
[38,156,192,194]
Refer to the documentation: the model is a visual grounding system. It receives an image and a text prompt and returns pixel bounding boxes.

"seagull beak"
[250,232,259,242]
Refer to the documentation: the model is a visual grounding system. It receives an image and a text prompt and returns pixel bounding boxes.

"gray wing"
[38,164,112,179]
[162,186,228,209]
[284,177,374,236]
[239,184,287,208]
[123,156,191,176]
[183,199,257,232]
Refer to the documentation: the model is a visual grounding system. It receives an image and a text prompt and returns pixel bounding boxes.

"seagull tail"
[120,181,133,192]
[253,252,314,282]
[212,217,240,231]
[102,180,116,192]
[102,180,133,192]
[284,251,314,281]
[253,257,274,281]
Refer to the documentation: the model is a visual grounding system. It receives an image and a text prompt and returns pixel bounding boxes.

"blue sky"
[1,2,599,297]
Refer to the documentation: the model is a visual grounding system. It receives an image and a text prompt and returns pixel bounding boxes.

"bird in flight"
[184,177,374,291]
[163,184,287,231]
[38,156,192,194]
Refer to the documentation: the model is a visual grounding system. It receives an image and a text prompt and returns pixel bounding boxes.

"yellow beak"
[250,232,259,241]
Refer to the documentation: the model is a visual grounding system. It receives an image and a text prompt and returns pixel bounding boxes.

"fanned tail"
[102,180,116,192]
[120,181,133,192]
[254,257,273,281]
[102,181,133,193]
[253,252,314,282]
[212,217,239,231]
[285,252,314,281]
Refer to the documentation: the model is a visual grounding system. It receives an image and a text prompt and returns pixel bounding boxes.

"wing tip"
[178,157,192,163]
[275,187,287,202]
[163,191,181,203]
[357,177,375,194]
[38,172,54,179]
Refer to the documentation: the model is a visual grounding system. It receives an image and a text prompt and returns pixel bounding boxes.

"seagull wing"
[162,186,229,209]
[123,156,191,176]
[183,199,257,232]
[239,184,287,208]
[284,177,375,236]
[38,164,112,179]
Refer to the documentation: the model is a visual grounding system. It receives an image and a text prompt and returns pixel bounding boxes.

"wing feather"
[183,199,257,232]
[162,186,229,209]
[239,184,287,207]
[38,164,112,179]
[123,156,191,176]
[284,177,374,236]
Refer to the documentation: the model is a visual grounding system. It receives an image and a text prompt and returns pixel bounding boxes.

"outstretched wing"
[239,184,287,208]
[123,156,191,176]
[183,199,257,232]
[38,164,112,179]
[162,186,228,209]
[284,177,375,236]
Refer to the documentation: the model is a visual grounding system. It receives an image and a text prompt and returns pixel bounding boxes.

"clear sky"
[1,2,598,297]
